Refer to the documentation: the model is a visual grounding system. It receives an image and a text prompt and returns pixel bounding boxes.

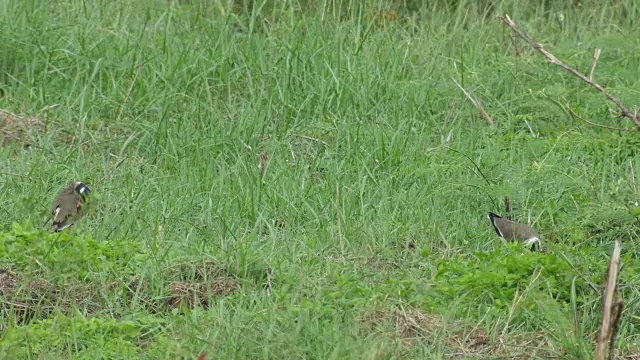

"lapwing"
[50,181,91,232]
[487,212,540,251]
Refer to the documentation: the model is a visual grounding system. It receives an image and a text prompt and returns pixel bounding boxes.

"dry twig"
[501,15,640,132]
[590,48,601,82]
[452,79,495,127]
[596,241,623,360]
[565,104,637,133]
[504,196,511,219]
[629,160,638,204]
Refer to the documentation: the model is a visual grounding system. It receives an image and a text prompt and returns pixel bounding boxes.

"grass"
[1,0,640,358]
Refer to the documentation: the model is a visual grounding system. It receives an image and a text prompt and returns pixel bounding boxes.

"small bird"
[50,181,91,232]
[487,212,540,251]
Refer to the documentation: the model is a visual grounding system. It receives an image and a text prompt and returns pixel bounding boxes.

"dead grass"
[166,279,238,311]
[0,268,99,328]
[618,348,640,359]
[168,260,227,281]
[165,260,239,311]
[0,260,240,327]
[359,304,559,359]
[0,107,50,148]
[394,305,495,358]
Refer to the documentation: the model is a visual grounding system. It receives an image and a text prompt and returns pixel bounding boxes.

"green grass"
[1,0,640,358]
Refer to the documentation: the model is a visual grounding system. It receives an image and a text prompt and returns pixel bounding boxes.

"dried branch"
[452,79,495,127]
[589,48,601,82]
[501,15,640,131]
[504,196,511,219]
[524,119,537,138]
[502,20,520,75]
[609,295,623,360]
[596,241,622,360]
[566,104,638,132]
[629,159,638,197]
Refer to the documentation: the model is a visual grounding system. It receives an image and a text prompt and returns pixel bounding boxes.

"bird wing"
[516,223,539,240]
[493,217,515,241]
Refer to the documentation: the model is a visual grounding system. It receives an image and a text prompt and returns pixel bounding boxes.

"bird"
[487,212,540,252]
[50,181,91,232]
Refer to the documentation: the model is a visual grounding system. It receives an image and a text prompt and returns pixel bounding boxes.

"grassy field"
[1,0,640,358]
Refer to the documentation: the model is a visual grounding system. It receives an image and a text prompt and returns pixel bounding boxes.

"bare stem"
[596,241,621,360]
[501,15,640,131]
[589,48,601,82]
[452,78,495,127]
[566,104,638,132]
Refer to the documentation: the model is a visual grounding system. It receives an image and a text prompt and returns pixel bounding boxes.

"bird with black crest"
[50,181,91,232]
